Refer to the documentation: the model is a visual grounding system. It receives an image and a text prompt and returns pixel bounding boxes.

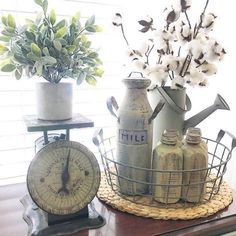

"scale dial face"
[27,140,100,215]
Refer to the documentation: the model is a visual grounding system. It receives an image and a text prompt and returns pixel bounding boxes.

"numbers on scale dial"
[27,140,100,215]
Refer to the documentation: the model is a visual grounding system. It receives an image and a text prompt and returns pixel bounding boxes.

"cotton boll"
[187,39,206,63]
[112,13,122,26]
[214,43,226,61]
[199,62,217,76]
[187,39,202,56]
[162,55,179,71]
[202,13,216,31]
[132,58,147,71]
[187,67,205,86]
[166,23,178,41]
[205,39,226,61]
[154,29,175,42]
[148,65,169,85]
[199,77,209,87]
[179,0,192,12]
[176,22,192,44]
[156,39,168,54]
[181,25,192,41]
[163,6,180,24]
[124,57,146,74]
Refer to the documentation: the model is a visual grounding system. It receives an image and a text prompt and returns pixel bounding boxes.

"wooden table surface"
[0,183,236,236]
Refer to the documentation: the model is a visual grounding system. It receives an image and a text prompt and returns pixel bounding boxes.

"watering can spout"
[183,94,230,133]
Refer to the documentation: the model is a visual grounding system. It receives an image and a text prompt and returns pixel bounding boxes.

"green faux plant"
[0,0,103,84]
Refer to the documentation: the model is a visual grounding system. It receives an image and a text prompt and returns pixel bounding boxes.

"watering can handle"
[157,87,192,114]
[148,99,165,124]
[216,129,236,152]
[106,96,119,120]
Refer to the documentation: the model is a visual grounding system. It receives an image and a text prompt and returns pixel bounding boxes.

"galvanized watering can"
[107,77,164,195]
[148,86,230,145]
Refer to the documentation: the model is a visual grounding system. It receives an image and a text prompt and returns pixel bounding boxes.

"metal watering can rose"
[107,76,164,195]
[148,86,230,146]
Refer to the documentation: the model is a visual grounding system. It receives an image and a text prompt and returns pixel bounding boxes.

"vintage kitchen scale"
[21,114,105,236]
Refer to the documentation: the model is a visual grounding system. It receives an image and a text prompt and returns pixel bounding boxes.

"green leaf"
[55,20,66,30]
[0,44,9,54]
[94,67,104,77]
[80,34,87,43]
[61,48,68,55]
[48,47,56,57]
[94,25,103,32]
[25,31,36,41]
[42,47,50,56]
[85,15,95,27]
[83,41,91,48]
[66,45,76,53]
[71,11,80,24]
[53,39,62,51]
[27,52,40,61]
[85,75,97,85]
[44,38,52,47]
[69,23,76,39]
[31,43,42,57]
[42,0,48,12]
[5,26,15,33]
[7,14,16,28]
[49,10,56,25]
[1,30,14,37]
[83,57,96,66]
[34,0,43,7]
[76,71,87,85]
[34,60,43,75]
[14,53,30,64]
[1,16,7,26]
[58,38,67,46]
[86,26,96,32]
[55,26,67,38]
[15,67,23,80]
[42,56,57,65]
[88,52,98,58]
[1,64,16,72]
[0,35,11,42]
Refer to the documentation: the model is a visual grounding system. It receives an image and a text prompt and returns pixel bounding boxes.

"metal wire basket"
[93,129,236,208]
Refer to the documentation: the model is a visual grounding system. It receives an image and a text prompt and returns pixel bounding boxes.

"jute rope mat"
[97,172,233,220]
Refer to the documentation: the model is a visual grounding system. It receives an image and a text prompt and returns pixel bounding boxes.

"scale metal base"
[21,195,106,236]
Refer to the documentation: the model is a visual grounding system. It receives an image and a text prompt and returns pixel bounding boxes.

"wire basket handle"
[106,96,119,120]
[92,128,104,147]
[216,129,236,152]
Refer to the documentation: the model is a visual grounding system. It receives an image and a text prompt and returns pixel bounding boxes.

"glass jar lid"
[186,127,202,144]
[161,129,178,145]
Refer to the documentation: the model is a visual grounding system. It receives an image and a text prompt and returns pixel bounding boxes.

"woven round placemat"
[97,173,233,220]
